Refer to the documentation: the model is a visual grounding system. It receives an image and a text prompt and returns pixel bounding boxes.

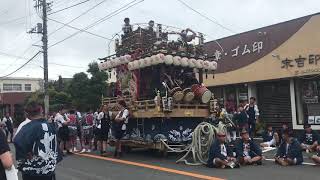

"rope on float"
[160,116,235,166]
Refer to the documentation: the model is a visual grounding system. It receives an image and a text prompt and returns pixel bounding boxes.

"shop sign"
[315,116,320,124]
[281,54,320,69]
[294,67,320,76]
[213,41,264,61]
[238,93,248,100]
[308,116,315,124]
[304,98,319,104]
[303,81,319,104]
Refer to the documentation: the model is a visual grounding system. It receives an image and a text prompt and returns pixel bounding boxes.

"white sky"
[0,0,319,80]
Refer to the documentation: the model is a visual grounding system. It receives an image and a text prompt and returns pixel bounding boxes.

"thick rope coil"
[160,119,233,166]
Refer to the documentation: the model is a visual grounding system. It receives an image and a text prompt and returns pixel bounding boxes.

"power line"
[49,0,144,48]
[48,0,91,15]
[48,18,113,40]
[0,51,41,79]
[23,0,110,49]
[49,62,87,68]
[0,51,87,69]
[0,46,35,74]
[47,0,111,39]
[176,0,235,34]
[0,16,28,25]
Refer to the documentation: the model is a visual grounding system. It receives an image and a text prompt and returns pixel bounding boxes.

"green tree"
[87,62,108,110]
[67,72,90,111]
[57,75,64,92]
[25,62,108,113]
[25,90,44,106]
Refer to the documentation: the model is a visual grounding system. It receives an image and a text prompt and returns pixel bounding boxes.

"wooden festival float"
[98,18,219,156]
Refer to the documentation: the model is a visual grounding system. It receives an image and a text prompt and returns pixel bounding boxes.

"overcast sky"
[0,0,319,80]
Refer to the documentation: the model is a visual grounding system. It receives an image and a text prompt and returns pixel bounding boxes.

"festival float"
[98,18,231,164]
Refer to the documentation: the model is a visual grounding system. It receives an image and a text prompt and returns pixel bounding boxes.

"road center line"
[75,153,224,180]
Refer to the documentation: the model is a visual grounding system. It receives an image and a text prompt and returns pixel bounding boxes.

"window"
[3,83,22,91]
[25,84,31,91]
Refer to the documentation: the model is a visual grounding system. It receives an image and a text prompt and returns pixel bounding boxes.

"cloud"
[0,0,319,79]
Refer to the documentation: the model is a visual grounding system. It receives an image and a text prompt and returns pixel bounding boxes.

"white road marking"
[262,147,277,153]
[264,158,316,166]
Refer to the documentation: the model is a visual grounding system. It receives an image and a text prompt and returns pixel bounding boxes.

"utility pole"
[42,0,49,118]
[30,0,51,118]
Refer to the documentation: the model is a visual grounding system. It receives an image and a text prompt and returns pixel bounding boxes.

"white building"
[0,77,43,93]
[0,77,43,119]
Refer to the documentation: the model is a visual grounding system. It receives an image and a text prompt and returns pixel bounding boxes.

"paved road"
[52,148,319,180]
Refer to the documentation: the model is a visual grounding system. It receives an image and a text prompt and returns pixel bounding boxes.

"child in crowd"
[81,110,95,153]
[68,110,79,153]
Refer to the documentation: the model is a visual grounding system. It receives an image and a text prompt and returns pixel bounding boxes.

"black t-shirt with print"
[0,130,10,180]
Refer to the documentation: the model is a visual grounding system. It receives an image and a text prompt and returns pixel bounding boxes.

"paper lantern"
[106,61,112,69]
[196,59,203,69]
[181,57,189,67]
[98,62,104,70]
[188,58,196,68]
[210,61,217,70]
[173,56,181,66]
[203,61,210,70]
[118,56,125,65]
[128,62,134,71]
[124,54,131,63]
[109,59,116,68]
[101,62,107,70]
[133,60,140,70]
[156,53,165,64]
[151,55,158,65]
[139,58,145,68]
[144,57,152,67]
[164,55,173,65]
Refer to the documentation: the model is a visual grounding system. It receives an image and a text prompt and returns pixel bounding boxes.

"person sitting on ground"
[278,123,290,144]
[260,125,279,148]
[207,131,239,169]
[311,144,320,165]
[275,129,303,166]
[299,124,319,152]
[236,128,263,165]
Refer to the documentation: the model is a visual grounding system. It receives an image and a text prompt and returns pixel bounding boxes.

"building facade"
[203,13,320,130]
[0,77,43,119]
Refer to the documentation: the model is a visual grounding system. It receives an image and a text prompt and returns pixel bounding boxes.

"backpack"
[85,114,94,126]
[68,114,77,126]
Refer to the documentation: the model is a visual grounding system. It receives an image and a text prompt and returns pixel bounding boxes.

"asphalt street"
[9,143,318,180]
[53,148,318,180]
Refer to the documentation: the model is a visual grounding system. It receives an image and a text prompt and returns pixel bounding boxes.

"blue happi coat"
[14,119,60,176]
[276,138,303,165]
